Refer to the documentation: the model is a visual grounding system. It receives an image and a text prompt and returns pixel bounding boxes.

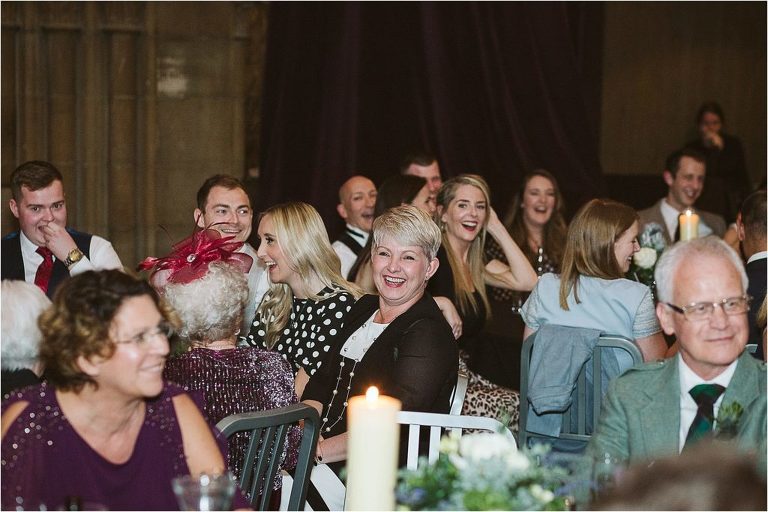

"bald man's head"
[337,176,377,232]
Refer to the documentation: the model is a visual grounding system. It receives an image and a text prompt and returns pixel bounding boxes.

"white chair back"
[396,410,516,470]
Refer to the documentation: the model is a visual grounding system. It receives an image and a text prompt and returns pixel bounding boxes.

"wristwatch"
[64,248,84,269]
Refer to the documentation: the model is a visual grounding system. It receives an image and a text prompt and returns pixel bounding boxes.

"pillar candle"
[345,387,401,510]
[678,209,700,241]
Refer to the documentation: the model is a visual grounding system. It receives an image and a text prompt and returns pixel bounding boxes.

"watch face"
[67,249,83,265]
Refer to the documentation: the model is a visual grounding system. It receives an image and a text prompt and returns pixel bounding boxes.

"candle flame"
[684,209,693,217]
[366,386,379,401]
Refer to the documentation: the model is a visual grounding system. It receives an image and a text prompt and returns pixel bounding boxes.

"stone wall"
[1,1,267,268]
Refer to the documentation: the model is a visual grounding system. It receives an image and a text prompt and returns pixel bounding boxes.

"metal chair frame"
[518,331,643,448]
[216,403,320,511]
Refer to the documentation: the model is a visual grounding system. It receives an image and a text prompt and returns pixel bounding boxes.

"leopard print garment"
[458,353,520,434]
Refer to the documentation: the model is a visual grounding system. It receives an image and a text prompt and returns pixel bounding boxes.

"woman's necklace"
[320,313,383,434]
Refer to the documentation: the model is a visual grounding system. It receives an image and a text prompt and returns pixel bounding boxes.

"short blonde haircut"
[257,202,361,348]
[372,204,441,261]
[434,174,491,319]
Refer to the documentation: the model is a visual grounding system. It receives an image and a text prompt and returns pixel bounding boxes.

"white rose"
[633,247,657,269]
[529,484,555,503]
[458,433,513,462]
[505,450,530,471]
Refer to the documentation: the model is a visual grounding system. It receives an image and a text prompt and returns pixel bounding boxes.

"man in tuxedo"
[2,160,123,298]
[194,174,268,332]
[400,152,443,194]
[737,190,767,360]
[638,148,726,244]
[331,175,377,278]
[589,237,766,466]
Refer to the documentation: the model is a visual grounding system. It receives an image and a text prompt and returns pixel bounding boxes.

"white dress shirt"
[240,242,269,333]
[677,355,737,452]
[747,251,767,265]
[331,224,369,279]
[19,230,123,283]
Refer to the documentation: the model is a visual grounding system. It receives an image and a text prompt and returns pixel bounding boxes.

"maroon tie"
[34,247,54,294]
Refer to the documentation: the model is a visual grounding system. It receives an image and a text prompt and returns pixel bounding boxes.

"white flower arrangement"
[396,432,570,510]
[628,222,667,296]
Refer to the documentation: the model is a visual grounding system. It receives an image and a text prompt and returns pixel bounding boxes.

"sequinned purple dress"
[163,346,299,486]
[1,382,248,511]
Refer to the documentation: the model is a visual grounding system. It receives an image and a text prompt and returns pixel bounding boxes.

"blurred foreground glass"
[172,473,236,511]
[590,452,626,504]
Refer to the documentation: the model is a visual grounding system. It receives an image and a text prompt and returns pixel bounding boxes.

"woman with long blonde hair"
[430,174,537,352]
[428,174,537,430]
[243,202,361,397]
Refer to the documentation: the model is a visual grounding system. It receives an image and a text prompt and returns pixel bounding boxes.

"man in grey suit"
[638,148,726,244]
[589,237,766,466]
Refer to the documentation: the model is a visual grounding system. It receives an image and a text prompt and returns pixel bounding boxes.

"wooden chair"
[216,403,320,511]
[396,410,516,470]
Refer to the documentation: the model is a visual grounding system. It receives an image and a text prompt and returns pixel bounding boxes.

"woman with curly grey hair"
[1,280,51,394]
[142,230,299,496]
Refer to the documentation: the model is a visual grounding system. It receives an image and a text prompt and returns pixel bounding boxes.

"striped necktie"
[684,383,726,449]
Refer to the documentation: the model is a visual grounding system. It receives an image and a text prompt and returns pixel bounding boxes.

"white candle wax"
[679,209,700,241]
[345,387,401,510]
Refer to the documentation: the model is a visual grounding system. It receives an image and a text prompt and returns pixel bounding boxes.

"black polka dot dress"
[244,286,355,376]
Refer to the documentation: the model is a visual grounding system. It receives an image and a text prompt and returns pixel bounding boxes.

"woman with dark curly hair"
[1,270,246,511]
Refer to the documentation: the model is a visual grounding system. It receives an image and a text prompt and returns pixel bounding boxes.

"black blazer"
[304,292,458,434]
[746,256,767,359]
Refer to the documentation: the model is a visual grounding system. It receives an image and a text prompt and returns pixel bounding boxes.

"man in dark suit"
[400,152,443,194]
[737,190,767,359]
[638,148,726,244]
[2,161,123,298]
[589,238,765,467]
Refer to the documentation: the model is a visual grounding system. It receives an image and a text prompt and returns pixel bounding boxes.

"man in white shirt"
[588,237,765,465]
[2,160,123,298]
[638,148,726,243]
[331,175,377,278]
[194,174,269,332]
[400,152,443,194]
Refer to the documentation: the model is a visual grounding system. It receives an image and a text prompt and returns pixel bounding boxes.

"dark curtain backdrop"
[259,2,606,233]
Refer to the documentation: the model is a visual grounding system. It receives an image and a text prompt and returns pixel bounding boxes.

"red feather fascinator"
[137,227,253,287]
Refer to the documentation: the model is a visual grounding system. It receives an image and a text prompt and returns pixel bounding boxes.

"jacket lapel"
[721,351,762,423]
[638,358,680,455]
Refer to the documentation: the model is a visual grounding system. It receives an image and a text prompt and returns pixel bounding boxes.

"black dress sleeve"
[427,246,456,300]
[390,316,458,413]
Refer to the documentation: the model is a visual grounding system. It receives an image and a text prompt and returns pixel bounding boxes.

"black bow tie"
[346,227,365,240]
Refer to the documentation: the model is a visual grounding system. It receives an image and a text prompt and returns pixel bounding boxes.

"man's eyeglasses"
[664,295,752,321]
[114,321,174,346]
